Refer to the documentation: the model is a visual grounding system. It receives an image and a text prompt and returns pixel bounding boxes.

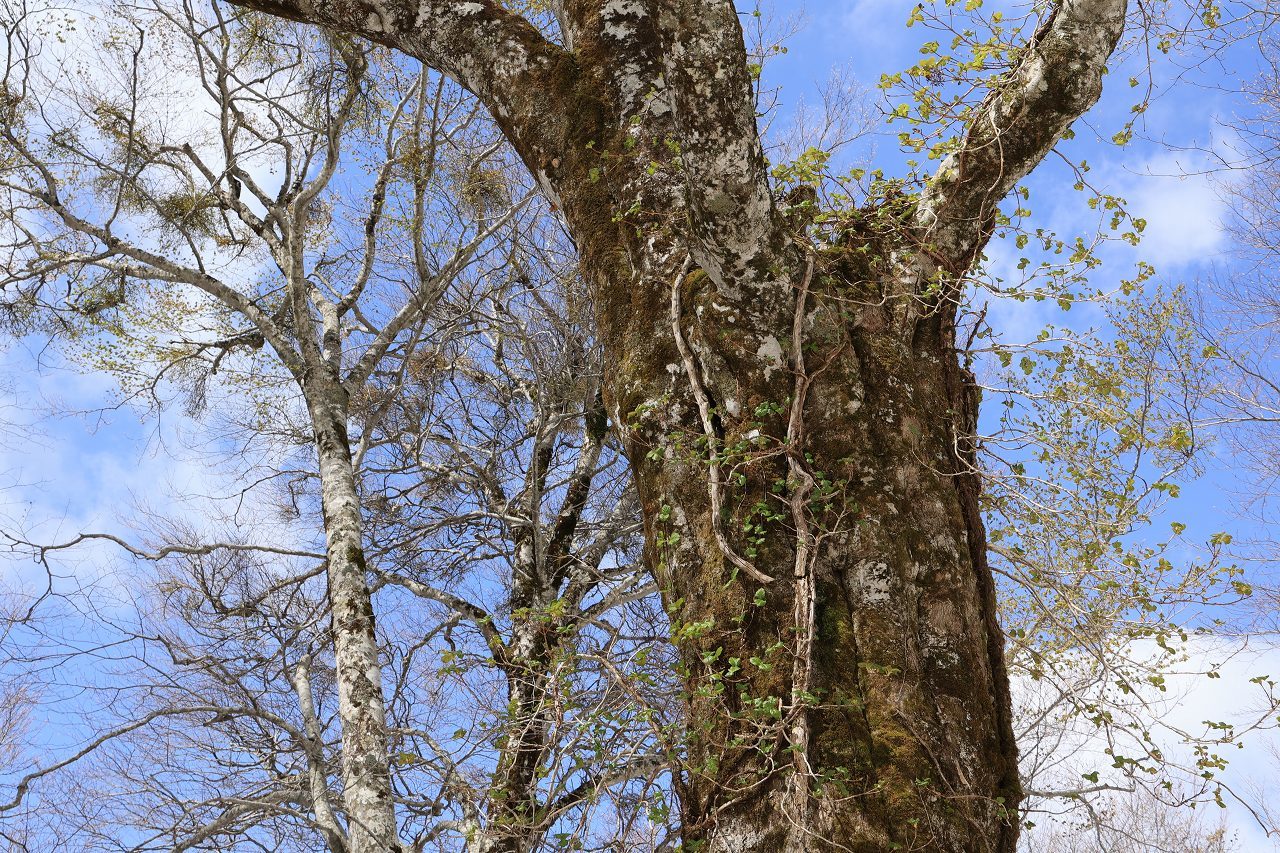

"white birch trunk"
[308,379,402,853]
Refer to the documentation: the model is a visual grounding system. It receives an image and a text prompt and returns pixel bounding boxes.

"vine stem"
[785,250,819,819]
[669,256,775,585]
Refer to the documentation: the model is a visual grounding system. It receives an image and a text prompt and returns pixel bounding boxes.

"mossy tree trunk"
[228,0,1129,848]
[611,243,1021,852]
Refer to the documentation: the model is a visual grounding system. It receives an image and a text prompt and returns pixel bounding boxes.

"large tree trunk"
[598,245,1019,851]
[308,382,402,853]
[223,1,1128,848]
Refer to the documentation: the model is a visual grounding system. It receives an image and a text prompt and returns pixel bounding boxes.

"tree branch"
[221,0,570,175]
[344,191,534,390]
[0,706,230,814]
[374,571,507,663]
[10,531,325,563]
[916,0,1128,271]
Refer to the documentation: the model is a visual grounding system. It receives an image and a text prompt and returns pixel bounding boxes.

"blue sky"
[1,0,1278,849]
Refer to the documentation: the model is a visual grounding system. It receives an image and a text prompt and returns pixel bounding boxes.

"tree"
[208,1,1130,850]
[0,2,1268,846]
[5,309,671,852]
[0,271,679,852]
[979,291,1267,839]
[0,2,526,848]
[359,266,676,852]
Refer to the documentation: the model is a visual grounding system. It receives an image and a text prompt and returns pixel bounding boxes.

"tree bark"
[624,244,1020,852]
[308,379,402,853]
[224,0,1129,848]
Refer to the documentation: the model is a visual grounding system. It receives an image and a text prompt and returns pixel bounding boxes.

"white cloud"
[1119,156,1227,271]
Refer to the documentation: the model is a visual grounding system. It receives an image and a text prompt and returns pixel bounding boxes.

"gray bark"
[308,379,402,853]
